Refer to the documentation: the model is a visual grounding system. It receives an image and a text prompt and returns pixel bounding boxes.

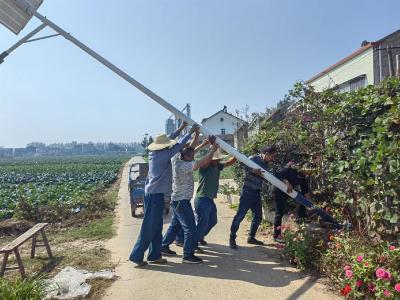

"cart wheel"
[131,203,137,217]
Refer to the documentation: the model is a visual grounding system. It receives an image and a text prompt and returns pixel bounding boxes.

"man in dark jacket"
[273,161,311,243]
[229,145,293,249]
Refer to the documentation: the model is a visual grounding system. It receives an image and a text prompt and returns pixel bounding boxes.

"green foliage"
[218,183,238,196]
[0,155,128,221]
[245,78,400,238]
[0,276,49,300]
[283,226,323,271]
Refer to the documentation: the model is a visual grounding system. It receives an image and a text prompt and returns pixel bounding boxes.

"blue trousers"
[230,187,262,240]
[129,193,164,263]
[162,200,196,258]
[176,229,184,243]
[195,197,217,243]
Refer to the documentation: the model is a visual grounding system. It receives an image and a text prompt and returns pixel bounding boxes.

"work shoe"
[182,255,203,264]
[273,236,286,244]
[199,239,208,246]
[148,258,168,264]
[229,239,237,249]
[161,247,177,256]
[175,241,184,247]
[132,261,148,268]
[247,237,264,245]
[195,246,204,254]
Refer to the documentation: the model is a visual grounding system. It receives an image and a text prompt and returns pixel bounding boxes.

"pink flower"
[385,272,392,280]
[343,265,351,271]
[368,283,376,292]
[356,255,363,263]
[384,290,391,297]
[389,245,396,250]
[376,268,386,279]
[364,262,369,267]
[345,270,353,278]
[356,280,363,288]
[394,283,400,292]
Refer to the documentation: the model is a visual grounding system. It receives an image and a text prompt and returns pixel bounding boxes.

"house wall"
[308,48,374,92]
[202,111,244,135]
[373,30,400,84]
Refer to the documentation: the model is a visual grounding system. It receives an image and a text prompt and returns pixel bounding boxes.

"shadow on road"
[144,243,301,288]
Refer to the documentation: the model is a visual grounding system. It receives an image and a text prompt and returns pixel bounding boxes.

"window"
[220,117,224,122]
[349,76,366,92]
[221,129,226,135]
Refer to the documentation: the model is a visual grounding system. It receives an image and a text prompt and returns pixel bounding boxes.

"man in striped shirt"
[229,145,293,249]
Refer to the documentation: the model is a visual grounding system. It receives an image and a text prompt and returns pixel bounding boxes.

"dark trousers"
[129,193,164,263]
[194,197,217,243]
[273,190,306,238]
[230,187,262,240]
[162,200,197,258]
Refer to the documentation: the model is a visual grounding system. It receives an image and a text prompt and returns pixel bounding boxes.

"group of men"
[129,122,310,267]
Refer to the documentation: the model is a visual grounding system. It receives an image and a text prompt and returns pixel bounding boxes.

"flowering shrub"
[244,78,400,238]
[322,232,400,299]
[282,226,324,271]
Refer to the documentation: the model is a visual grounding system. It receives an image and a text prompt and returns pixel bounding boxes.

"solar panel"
[0,0,43,34]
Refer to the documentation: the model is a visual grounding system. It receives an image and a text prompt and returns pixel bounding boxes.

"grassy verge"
[0,164,122,299]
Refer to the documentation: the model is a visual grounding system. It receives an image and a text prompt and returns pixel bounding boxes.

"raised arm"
[189,126,200,150]
[194,134,214,154]
[193,143,219,171]
[169,120,188,140]
[223,156,237,168]
[167,124,198,158]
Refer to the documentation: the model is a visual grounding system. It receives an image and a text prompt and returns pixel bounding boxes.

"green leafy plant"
[0,276,49,300]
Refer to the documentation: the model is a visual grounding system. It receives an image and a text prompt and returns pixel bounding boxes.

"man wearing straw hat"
[129,121,198,267]
[194,148,237,249]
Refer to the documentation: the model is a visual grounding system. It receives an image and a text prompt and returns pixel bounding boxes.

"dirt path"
[103,157,339,300]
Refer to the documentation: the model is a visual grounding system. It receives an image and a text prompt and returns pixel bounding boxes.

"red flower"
[389,245,396,251]
[367,283,376,292]
[356,280,363,288]
[364,261,369,267]
[341,285,352,296]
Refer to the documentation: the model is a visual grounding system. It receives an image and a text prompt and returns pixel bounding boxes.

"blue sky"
[1,0,399,147]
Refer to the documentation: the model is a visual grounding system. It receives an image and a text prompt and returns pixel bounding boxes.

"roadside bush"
[282,225,324,271]
[245,78,400,239]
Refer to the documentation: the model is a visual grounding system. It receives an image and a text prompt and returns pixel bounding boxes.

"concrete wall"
[308,47,374,92]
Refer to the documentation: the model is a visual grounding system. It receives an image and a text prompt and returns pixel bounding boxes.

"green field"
[0,156,130,220]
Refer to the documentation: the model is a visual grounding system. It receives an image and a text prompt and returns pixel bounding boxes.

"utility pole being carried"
[0,0,340,227]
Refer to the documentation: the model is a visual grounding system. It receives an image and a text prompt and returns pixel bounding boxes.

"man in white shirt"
[161,130,218,264]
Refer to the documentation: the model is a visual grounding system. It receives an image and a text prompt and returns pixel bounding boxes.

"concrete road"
[103,157,339,300]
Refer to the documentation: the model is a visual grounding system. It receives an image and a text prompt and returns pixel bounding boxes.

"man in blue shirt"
[229,145,293,249]
[129,122,198,267]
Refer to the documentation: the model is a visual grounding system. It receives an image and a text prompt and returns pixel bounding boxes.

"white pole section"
[25,10,298,200]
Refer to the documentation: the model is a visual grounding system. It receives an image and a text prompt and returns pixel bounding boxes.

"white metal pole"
[0,23,46,63]
[28,10,299,200]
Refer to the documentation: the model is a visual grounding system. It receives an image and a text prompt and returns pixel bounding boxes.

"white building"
[306,29,400,93]
[201,106,245,136]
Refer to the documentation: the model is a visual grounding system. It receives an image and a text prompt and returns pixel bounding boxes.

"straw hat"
[148,134,177,151]
[212,149,229,161]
